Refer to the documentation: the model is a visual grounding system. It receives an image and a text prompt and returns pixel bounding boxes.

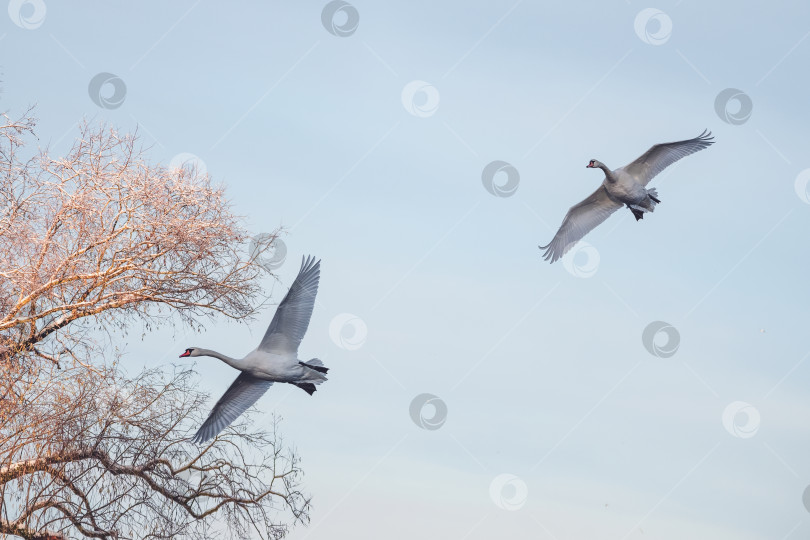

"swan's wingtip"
[538,244,557,263]
[299,254,322,271]
[698,129,715,143]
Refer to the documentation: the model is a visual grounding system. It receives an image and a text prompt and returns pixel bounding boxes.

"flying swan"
[180,255,328,443]
[539,131,715,263]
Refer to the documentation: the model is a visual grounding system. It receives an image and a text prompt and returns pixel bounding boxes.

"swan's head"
[179,347,200,358]
[586,159,601,169]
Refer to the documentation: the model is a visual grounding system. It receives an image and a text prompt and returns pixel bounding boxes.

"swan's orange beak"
[179,350,191,358]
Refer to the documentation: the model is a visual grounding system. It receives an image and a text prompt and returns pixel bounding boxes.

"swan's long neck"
[597,163,616,182]
[196,349,242,370]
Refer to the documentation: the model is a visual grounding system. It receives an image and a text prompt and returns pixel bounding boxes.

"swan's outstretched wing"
[192,372,273,443]
[539,186,623,264]
[622,130,715,186]
[258,255,320,354]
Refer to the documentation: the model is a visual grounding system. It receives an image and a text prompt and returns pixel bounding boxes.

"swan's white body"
[240,350,311,381]
[200,348,325,382]
[181,255,327,443]
[540,131,715,263]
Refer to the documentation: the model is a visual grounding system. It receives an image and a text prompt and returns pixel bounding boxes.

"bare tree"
[0,109,308,539]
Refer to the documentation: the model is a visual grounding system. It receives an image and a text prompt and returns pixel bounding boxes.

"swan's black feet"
[293,382,317,395]
[649,194,661,204]
[299,360,329,374]
[629,207,645,221]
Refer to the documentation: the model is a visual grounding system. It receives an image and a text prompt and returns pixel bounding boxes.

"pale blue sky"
[4,1,810,539]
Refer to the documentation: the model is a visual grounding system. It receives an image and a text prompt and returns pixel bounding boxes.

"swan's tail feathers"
[293,382,317,395]
[299,359,329,374]
[630,191,659,220]
[297,359,328,388]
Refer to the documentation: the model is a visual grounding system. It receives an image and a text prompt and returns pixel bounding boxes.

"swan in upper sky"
[180,255,328,443]
[539,130,715,263]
